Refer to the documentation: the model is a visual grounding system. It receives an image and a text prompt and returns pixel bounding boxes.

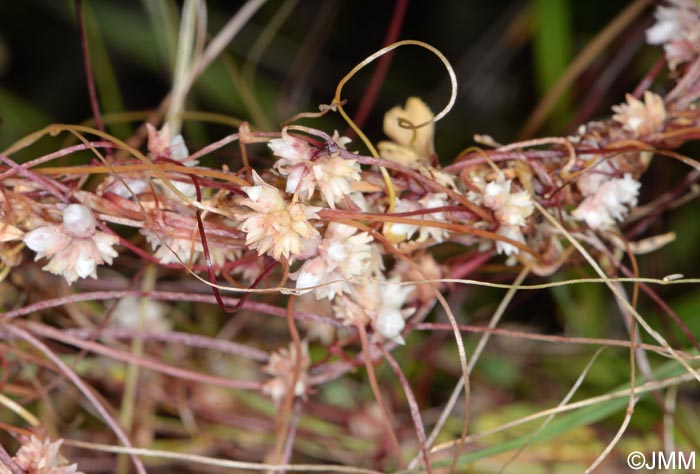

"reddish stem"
[75,0,106,135]
[632,55,667,100]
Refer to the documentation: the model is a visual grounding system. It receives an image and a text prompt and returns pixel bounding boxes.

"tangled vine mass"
[1,1,700,473]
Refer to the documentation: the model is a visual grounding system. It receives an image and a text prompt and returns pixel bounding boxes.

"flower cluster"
[236,171,320,261]
[572,160,641,230]
[384,193,451,244]
[334,277,416,345]
[612,91,666,138]
[23,204,119,284]
[466,172,534,256]
[270,130,362,209]
[293,222,381,299]
[112,296,171,333]
[262,341,311,405]
[5,435,83,474]
[646,0,700,71]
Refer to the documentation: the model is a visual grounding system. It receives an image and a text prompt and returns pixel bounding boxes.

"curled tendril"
[331,39,458,212]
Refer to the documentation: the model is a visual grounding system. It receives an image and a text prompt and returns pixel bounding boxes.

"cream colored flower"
[383,197,420,243]
[390,253,443,305]
[11,435,83,474]
[101,176,150,198]
[112,296,170,333]
[147,123,191,162]
[297,295,337,344]
[483,174,534,227]
[646,0,700,70]
[612,91,666,137]
[496,224,526,257]
[262,341,310,406]
[147,123,198,198]
[333,277,415,345]
[268,129,314,167]
[270,130,312,197]
[416,193,450,242]
[141,226,237,268]
[236,171,319,260]
[331,130,352,150]
[24,204,119,284]
[378,97,435,167]
[142,228,200,264]
[293,223,380,299]
[573,174,640,229]
[271,130,361,208]
[574,157,613,196]
[98,123,190,199]
[313,155,361,208]
[383,193,450,243]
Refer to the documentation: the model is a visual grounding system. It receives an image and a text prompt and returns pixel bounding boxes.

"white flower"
[419,166,458,189]
[331,130,352,150]
[575,158,614,196]
[236,171,320,260]
[646,6,680,44]
[378,97,435,167]
[112,296,170,333]
[416,193,450,242]
[147,123,198,198]
[142,228,201,265]
[141,226,238,268]
[390,253,443,305]
[573,174,641,229]
[383,193,451,243]
[483,174,534,226]
[370,278,415,345]
[147,123,191,163]
[496,224,526,256]
[297,295,337,344]
[383,197,419,242]
[612,91,666,137]
[334,277,415,345]
[269,130,312,198]
[24,204,119,284]
[646,0,700,70]
[465,171,534,256]
[268,129,314,167]
[262,341,310,406]
[104,177,150,198]
[293,223,380,299]
[11,435,83,474]
[272,130,361,208]
[313,155,361,208]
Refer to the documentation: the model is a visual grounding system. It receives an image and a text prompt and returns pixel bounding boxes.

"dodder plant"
[1,1,700,473]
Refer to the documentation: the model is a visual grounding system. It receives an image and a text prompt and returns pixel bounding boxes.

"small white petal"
[75,250,97,279]
[296,258,325,295]
[62,204,96,238]
[243,185,262,202]
[170,134,191,162]
[496,225,525,256]
[24,226,65,255]
[374,308,406,344]
[646,20,677,44]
